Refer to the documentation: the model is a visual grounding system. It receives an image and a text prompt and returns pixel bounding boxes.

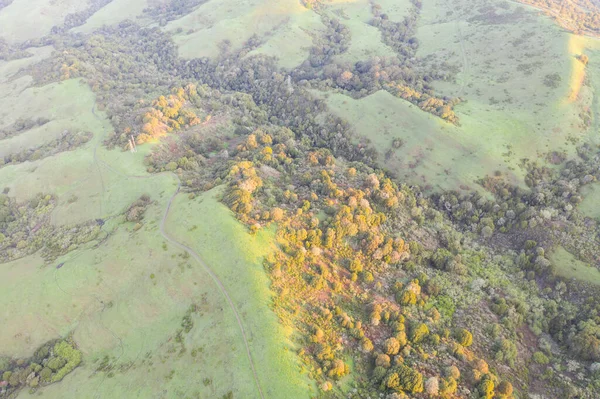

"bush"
[409,323,429,344]
[478,378,495,399]
[532,351,549,365]
[384,337,401,355]
[496,380,513,397]
[50,341,82,382]
[397,290,417,306]
[454,328,473,347]
[384,364,424,393]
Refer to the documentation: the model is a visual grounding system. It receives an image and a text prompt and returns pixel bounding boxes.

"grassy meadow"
[73,0,151,34]
[2,0,600,397]
[0,0,88,43]
[326,0,397,65]
[551,247,600,286]
[314,0,598,192]
[579,183,600,219]
[0,72,311,397]
[165,0,323,68]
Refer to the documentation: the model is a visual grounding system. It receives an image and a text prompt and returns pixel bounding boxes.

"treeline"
[51,0,114,33]
[0,117,49,140]
[0,38,32,61]
[29,18,456,161]
[143,0,210,26]
[291,3,460,123]
[518,0,600,35]
[0,338,82,397]
[0,130,92,168]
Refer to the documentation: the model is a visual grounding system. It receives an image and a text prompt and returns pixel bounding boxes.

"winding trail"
[159,183,265,399]
[452,9,470,98]
[88,106,265,399]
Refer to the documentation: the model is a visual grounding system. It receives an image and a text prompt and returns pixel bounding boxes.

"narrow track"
[89,106,265,399]
[158,183,265,399]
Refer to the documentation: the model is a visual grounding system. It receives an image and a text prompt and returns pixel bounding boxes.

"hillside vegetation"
[0,0,600,398]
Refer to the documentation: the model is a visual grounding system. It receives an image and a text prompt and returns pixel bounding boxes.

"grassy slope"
[164,187,314,398]
[321,90,489,191]
[0,46,54,85]
[551,247,600,286]
[579,183,600,219]
[0,71,309,396]
[319,0,598,191]
[73,0,150,34]
[416,0,586,181]
[0,80,105,200]
[327,0,397,65]
[0,0,89,44]
[165,0,323,68]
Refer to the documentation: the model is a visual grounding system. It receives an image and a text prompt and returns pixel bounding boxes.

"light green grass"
[551,247,600,285]
[375,0,413,21]
[416,0,587,167]
[0,79,106,205]
[164,187,314,398]
[320,90,500,190]
[73,0,151,34]
[0,75,310,397]
[0,0,89,43]
[317,0,599,191]
[0,45,54,84]
[165,0,323,68]
[326,0,395,65]
[579,183,600,219]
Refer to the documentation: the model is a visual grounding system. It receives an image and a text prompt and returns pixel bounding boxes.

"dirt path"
[159,184,266,399]
[88,106,266,399]
[452,8,470,98]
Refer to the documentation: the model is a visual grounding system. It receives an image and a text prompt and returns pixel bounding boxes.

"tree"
[385,364,424,393]
[397,290,417,306]
[444,365,460,380]
[439,377,457,398]
[425,376,439,396]
[384,337,401,355]
[532,351,549,364]
[396,331,407,347]
[271,207,284,221]
[362,338,374,352]
[376,353,391,368]
[478,378,494,399]
[496,380,513,398]
[409,323,429,344]
[328,359,349,379]
[454,328,473,347]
